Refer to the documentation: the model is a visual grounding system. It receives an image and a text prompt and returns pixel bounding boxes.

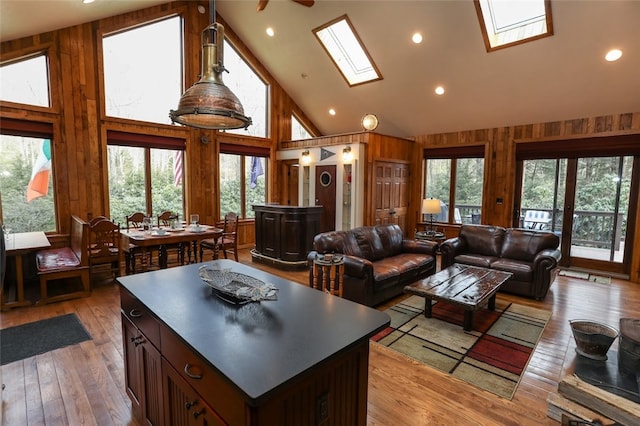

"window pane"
[292,115,312,140]
[245,156,266,218]
[223,40,268,138]
[103,17,182,124]
[108,145,146,225]
[425,159,450,223]
[454,158,484,224]
[220,153,242,217]
[151,149,184,220]
[0,135,56,232]
[0,54,50,107]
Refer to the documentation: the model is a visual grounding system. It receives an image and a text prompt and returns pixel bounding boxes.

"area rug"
[371,295,550,399]
[0,313,92,365]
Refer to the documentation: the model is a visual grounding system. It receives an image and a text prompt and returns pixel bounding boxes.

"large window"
[107,132,185,226]
[223,40,268,138]
[0,133,56,233]
[291,115,313,140]
[424,146,485,225]
[0,54,50,107]
[102,17,182,125]
[219,146,268,219]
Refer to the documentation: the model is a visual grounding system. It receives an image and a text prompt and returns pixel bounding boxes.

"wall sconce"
[342,146,353,162]
[301,149,311,165]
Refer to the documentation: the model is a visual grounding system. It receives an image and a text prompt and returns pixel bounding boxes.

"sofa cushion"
[313,230,363,258]
[501,229,560,262]
[371,257,402,290]
[352,226,385,261]
[454,254,497,268]
[460,225,505,257]
[490,258,534,282]
[375,224,404,258]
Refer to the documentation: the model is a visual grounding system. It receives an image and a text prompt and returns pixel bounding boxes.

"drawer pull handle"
[193,409,204,419]
[184,364,203,380]
[185,400,198,409]
[130,336,144,346]
[129,309,143,318]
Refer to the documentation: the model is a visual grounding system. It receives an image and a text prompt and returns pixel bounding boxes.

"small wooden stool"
[312,254,345,297]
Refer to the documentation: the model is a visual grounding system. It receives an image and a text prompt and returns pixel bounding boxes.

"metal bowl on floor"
[570,320,619,361]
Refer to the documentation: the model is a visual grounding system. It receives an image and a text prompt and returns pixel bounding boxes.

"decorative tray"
[199,266,278,304]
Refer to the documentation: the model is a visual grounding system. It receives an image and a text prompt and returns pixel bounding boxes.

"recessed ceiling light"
[266,27,275,37]
[83,0,95,3]
[329,108,336,116]
[605,49,622,62]
[412,33,423,44]
[435,86,445,95]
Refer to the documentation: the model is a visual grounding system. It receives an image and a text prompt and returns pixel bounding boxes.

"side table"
[312,254,345,297]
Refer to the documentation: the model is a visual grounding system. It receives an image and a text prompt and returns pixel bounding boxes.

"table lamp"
[421,198,441,234]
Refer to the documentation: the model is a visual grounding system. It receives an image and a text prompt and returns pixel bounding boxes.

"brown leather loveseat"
[308,224,438,306]
[440,224,561,300]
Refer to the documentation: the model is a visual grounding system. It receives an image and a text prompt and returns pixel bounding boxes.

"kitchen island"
[117,259,389,425]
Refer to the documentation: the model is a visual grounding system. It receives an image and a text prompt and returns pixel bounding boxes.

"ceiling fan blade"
[257,0,269,12]
[292,0,315,7]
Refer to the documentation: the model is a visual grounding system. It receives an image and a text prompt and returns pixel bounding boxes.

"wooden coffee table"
[404,263,512,331]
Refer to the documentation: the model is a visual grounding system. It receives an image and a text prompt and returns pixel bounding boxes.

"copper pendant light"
[170,0,251,130]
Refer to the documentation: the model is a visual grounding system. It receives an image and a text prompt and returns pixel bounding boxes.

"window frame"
[423,145,486,225]
[106,130,186,225]
[219,143,269,220]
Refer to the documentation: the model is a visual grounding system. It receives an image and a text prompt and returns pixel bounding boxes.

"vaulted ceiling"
[2,0,639,139]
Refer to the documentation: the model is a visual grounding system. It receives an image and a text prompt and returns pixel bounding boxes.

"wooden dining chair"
[218,212,239,261]
[88,218,121,277]
[124,212,149,274]
[200,212,238,261]
[157,211,184,266]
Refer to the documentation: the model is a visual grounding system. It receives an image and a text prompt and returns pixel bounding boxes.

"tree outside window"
[220,153,266,219]
[0,135,57,233]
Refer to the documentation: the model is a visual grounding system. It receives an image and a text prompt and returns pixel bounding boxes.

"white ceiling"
[2,0,640,139]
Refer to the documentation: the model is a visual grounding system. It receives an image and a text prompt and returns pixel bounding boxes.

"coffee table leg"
[463,311,473,331]
[488,294,496,311]
[424,298,433,318]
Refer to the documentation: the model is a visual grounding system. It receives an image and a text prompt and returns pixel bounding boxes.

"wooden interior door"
[374,161,409,232]
[315,165,336,232]
[280,160,299,206]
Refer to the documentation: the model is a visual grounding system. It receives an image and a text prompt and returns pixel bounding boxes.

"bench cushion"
[37,247,81,272]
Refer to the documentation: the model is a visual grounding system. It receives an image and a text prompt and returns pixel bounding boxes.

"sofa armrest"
[440,237,466,268]
[533,248,561,269]
[402,239,438,256]
[308,251,372,279]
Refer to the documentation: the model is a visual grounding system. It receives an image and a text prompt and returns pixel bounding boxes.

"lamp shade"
[421,198,441,215]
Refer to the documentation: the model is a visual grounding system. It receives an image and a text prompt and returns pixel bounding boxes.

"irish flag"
[27,139,52,202]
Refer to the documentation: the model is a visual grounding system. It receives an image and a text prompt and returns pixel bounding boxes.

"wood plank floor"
[1,249,638,425]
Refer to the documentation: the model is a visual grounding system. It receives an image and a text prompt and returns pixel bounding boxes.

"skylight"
[475,0,553,52]
[313,15,382,87]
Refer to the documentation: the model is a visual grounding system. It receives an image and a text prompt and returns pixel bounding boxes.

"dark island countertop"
[117,259,390,405]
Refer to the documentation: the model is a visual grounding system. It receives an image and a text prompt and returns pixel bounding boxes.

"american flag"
[174,151,183,187]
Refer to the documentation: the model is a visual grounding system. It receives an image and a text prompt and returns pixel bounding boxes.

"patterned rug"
[371,295,550,399]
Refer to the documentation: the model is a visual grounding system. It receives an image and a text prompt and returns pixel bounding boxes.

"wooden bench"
[35,215,90,305]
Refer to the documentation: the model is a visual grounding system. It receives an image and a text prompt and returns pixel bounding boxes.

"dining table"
[120,225,223,272]
[1,231,51,310]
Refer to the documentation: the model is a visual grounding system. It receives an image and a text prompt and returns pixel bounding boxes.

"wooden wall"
[413,112,640,283]
[0,1,318,248]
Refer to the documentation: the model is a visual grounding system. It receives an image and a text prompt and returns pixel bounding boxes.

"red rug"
[371,295,550,399]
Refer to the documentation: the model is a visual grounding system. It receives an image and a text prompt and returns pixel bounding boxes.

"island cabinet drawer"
[160,327,246,426]
[120,288,161,348]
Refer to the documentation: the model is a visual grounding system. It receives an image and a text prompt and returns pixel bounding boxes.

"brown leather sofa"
[307,224,438,306]
[440,225,561,300]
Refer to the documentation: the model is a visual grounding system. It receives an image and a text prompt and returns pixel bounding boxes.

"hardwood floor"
[1,249,638,425]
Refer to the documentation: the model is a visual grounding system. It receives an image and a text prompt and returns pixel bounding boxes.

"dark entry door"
[315,165,336,232]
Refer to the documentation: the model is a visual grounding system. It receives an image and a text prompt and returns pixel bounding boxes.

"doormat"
[371,295,550,399]
[0,313,92,365]
[559,270,611,285]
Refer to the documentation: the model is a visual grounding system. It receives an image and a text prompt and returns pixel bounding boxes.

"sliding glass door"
[518,155,636,275]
